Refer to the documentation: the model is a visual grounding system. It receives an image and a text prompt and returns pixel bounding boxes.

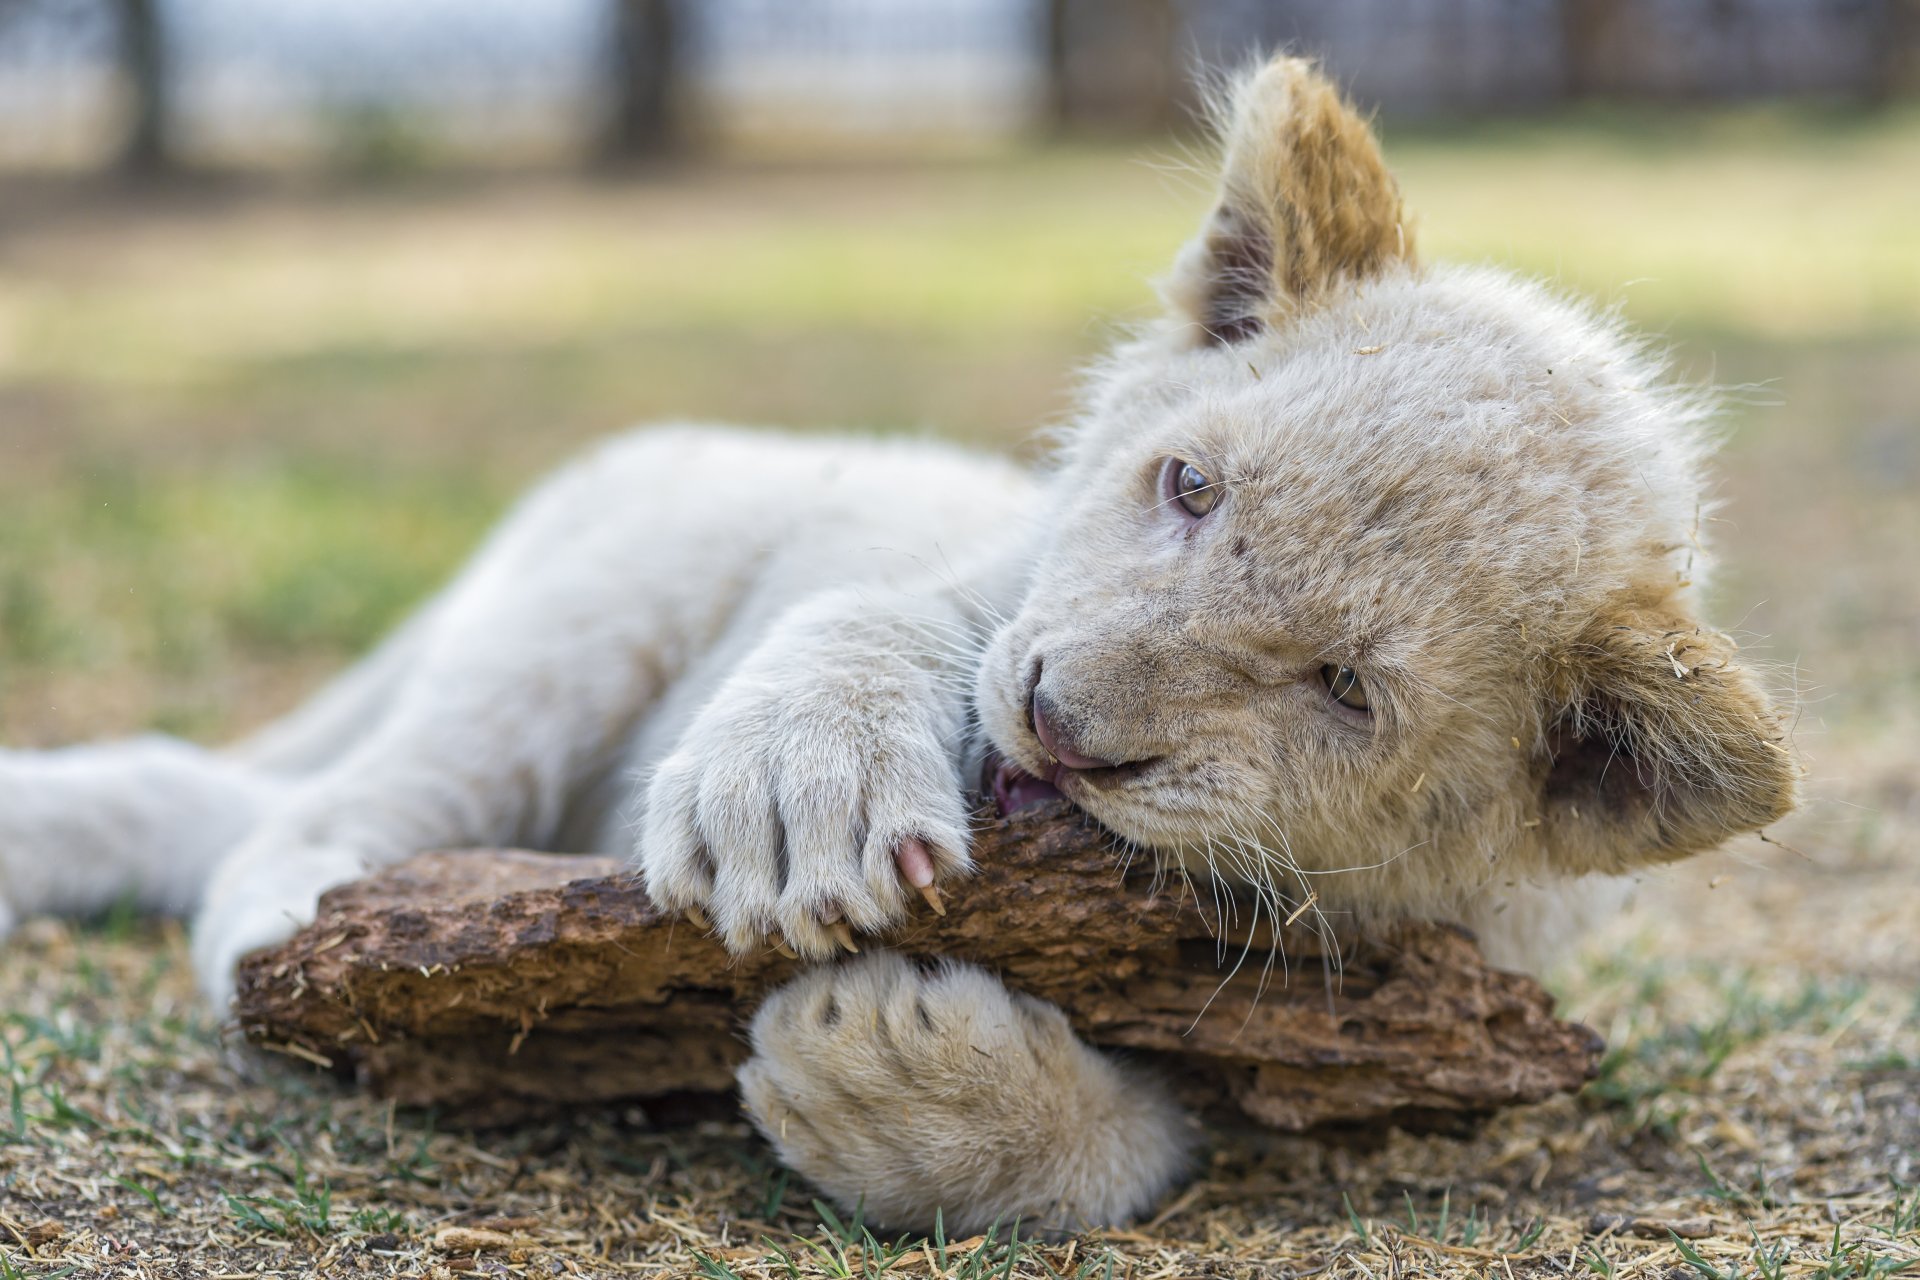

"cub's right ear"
[1534,601,1799,877]
[1165,56,1413,346]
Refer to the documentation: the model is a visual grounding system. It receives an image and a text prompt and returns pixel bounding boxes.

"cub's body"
[245,427,1037,859]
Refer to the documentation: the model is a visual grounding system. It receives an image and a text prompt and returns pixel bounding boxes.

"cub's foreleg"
[740,953,1193,1237]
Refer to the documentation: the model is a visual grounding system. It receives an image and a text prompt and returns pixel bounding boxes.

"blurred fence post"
[603,0,681,163]
[112,0,172,175]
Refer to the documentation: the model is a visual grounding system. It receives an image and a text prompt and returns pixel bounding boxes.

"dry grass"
[2,845,1915,1277]
[2,112,1918,1277]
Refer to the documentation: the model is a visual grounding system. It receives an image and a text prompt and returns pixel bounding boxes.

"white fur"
[0,737,280,922]
[741,953,1194,1237]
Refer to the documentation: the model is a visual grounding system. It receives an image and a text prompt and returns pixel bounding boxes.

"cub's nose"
[1030,690,1121,771]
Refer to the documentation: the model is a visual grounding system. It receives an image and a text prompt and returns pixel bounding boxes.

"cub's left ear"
[1165,55,1413,346]
[1537,602,1798,876]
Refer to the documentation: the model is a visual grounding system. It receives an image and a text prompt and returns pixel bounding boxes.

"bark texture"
[235,803,1602,1129]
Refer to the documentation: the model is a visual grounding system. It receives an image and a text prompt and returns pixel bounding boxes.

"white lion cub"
[0,58,1793,1235]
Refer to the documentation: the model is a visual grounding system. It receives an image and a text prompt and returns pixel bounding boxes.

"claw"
[771,935,798,960]
[894,838,947,916]
[827,922,860,954]
[685,905,712,931]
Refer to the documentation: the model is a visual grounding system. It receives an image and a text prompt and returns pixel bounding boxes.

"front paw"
[739,953,1192,1237]
[190,844,368,1006]
[637,679,972,958]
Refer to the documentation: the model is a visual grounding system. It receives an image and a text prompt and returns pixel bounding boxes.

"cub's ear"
[1165,55,1413,346]
[1535,601,1798,876]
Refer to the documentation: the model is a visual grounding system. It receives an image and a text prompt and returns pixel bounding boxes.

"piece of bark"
[234,802,1602,1129]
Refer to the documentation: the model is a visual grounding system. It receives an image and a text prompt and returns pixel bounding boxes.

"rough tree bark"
[235,802,1602,1130]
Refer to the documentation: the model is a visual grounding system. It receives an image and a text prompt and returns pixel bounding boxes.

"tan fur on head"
[1167,56,1413,343]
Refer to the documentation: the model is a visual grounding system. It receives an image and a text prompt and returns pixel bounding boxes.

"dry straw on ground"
[1,806,1914,1278]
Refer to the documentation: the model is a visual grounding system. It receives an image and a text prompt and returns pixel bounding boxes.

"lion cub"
[0,57,1792,1235]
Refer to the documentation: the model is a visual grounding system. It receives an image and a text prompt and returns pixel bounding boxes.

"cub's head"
[974,56,1795,926]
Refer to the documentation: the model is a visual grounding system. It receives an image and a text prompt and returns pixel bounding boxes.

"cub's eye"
[1320,663,1371,715]
[1163,458,1221,519]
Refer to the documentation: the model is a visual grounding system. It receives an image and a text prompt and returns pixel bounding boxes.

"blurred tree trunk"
[1561,0,1624,99]
[1043,0,1071,129]
[1042,0,1186,134]
[112,0,171,176]
[603,0,681,163]
[1872,0,1920,102]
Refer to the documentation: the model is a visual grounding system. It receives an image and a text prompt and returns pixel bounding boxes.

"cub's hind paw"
[738,952,1192,1238]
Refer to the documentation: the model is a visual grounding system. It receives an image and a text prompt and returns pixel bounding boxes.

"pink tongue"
[992,757,1063,815]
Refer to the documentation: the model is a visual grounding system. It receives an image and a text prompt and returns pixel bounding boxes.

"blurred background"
[0,0,1916,815]
[1,5,1918,1268]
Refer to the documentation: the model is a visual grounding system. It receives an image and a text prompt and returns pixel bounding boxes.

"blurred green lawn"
[1,104,1917,745]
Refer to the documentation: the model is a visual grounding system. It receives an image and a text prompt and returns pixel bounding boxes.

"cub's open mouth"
[987,752,1065,816]
[986,749,1162,816]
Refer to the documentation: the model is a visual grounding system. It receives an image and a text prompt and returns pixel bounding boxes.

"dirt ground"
[1,115,1917,1277]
